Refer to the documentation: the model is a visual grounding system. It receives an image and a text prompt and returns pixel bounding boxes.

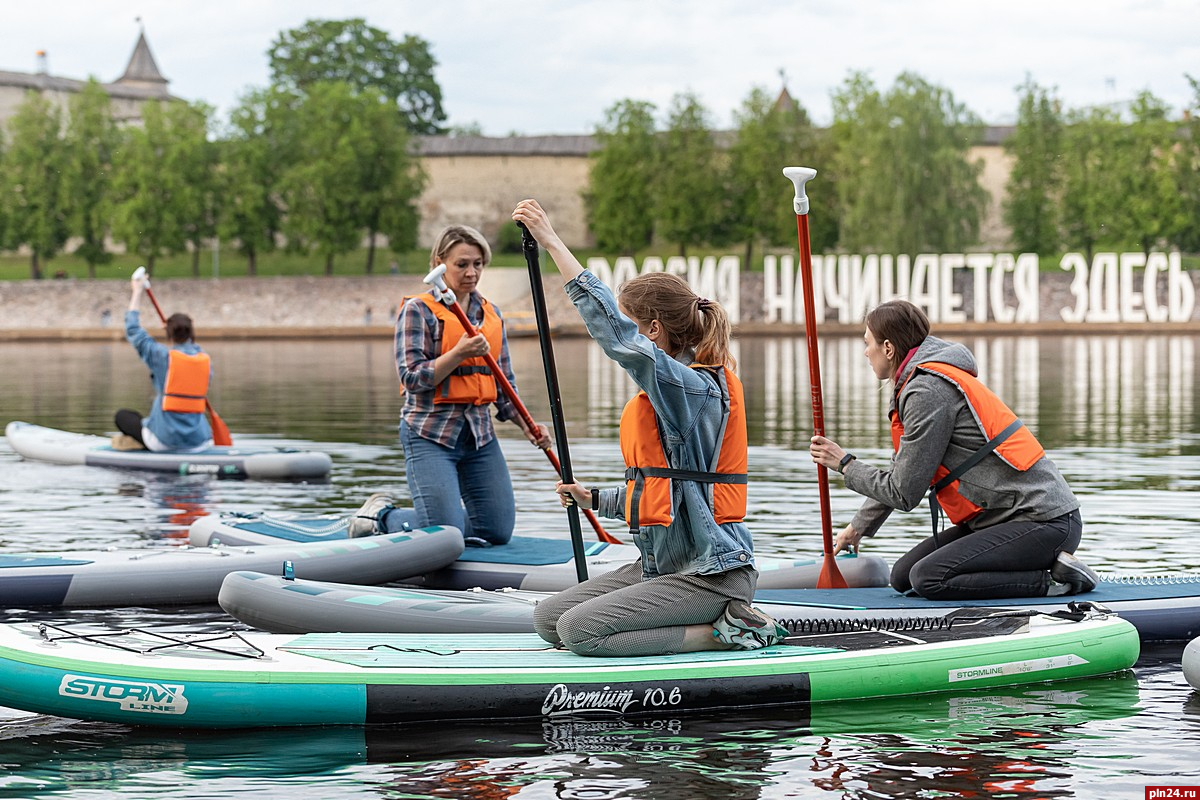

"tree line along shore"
[1,19,1197,284]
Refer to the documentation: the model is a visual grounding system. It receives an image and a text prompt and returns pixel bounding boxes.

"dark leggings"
[114,409,146,446]
[891,509,1082,600]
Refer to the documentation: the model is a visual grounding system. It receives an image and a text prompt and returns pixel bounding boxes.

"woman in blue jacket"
[116,274,213,452]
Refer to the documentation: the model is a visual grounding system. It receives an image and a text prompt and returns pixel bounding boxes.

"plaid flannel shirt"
[395,291,519,448]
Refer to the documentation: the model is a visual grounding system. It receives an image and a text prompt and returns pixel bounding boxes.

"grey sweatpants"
[533,561,757,657]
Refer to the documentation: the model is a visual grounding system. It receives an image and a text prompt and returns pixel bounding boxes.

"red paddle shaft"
[784,168,847,589]
[423,267,621,545]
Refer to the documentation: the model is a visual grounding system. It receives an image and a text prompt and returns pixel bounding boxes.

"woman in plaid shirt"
[352,225,551,546]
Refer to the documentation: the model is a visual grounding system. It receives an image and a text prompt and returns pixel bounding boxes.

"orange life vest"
[404,293,503,405]
[891,361,1045,528]
[161,350,211,414]
[619,364,748,533]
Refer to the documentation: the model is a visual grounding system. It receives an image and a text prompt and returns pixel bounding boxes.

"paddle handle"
[132,266,168,324]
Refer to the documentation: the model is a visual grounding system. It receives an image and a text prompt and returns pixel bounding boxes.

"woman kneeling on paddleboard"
[513,199,787,657]
[809,299,1097,600]
[116,273,214,453]
[353,224,551,545]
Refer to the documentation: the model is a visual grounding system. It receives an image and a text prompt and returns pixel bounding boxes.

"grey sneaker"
[348,493,393,538]
[1050,551,1099,595]
[712,600,789,650]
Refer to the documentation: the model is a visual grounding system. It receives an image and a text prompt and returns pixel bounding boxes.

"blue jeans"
[891,509,1083,600]
[390,420,515,545]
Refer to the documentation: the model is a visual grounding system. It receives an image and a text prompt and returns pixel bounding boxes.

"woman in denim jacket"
[513,199,787,657]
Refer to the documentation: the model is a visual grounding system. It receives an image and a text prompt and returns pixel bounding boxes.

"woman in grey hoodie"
[810,300,1097,600]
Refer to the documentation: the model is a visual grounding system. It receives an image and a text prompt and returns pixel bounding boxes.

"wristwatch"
[591,488,600,511]
[838,453,857,473]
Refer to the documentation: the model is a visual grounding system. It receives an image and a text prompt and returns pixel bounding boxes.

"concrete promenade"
[2,269,1198,342]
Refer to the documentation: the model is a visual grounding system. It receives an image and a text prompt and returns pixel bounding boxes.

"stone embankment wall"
[1,268,1197,341]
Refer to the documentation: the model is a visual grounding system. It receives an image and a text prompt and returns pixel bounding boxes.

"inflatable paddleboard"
[217,570,1200,643]
[219,572,543,633]
[0,609,1138,728]
[5,421,332,480]
[0,526,463,608]
[190,511,892,590]
[754,578,1200,642]
[1185,636,1200,690]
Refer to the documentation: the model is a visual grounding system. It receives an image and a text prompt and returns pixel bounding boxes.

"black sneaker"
[1050,551,1099,595]
[712,600,789,650]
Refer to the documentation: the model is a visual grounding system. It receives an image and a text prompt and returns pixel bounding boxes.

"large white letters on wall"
[762,252,1194,324]
[585,252,1194,325]
[586,255,741,323]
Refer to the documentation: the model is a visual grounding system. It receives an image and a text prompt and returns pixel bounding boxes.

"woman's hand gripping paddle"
[783,168,847,589]
[423,265,621,546]
[131,267,233,447]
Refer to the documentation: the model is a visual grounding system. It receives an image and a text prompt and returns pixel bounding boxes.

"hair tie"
[696,297,712,310]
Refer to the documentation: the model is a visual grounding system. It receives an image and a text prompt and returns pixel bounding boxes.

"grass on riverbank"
[3,247,1197,282]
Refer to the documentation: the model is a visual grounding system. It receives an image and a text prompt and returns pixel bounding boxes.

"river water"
[1,334,1199,799]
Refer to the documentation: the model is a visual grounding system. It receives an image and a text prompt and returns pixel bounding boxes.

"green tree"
[655,92,724,256]
[0,127,8,254]
[727,86,825,267]
[584,99,658,255]
[1003,77,1064,255]
[1059,106,1122,260]
[350,91,425,273]
[831,72,892,252]
[1106,91,1183,253]
[277,82,371,275]
[164,101,219,277]
[217,89,287,275]
[110,100,190,274]
[832,71,987,254]
[62,80,119,278]
[377,148,425,268]
[268,18,446,135]
[1173,75,1200,253]
[1,91,69,279]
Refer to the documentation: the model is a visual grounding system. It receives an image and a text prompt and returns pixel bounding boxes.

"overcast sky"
[3,1,1198,135]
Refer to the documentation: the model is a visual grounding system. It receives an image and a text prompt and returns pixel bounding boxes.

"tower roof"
[117,31,167,87]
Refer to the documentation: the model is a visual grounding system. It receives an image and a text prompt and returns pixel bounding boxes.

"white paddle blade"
[783,167,818,215]
[422,264,455,304]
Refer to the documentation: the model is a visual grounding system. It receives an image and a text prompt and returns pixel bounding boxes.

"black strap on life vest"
[437,365,493,399]
[624,465,748,534]
[927,418,1026,546]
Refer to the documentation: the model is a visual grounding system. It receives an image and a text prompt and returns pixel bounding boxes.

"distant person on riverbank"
[115,274,214,452]
[809,299,1096,600]
[349,224,551,545]
[512,198,788,658]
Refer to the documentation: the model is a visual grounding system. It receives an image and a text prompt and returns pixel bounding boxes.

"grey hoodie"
[844,335,1079,538]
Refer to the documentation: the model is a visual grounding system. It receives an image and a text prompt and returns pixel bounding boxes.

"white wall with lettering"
[762,252,1194,324]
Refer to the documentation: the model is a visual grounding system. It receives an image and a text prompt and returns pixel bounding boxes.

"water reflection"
[2,334,1198,451]
[582,334,1200,450]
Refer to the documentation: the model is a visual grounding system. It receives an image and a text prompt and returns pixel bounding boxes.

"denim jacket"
[566,271,755,578]
[125,310,213,450]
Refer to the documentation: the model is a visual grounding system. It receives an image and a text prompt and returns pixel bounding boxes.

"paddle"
[783,167,847,589]
[423,265,622,545]
[131,267,233,446]
[516,222,589,583]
